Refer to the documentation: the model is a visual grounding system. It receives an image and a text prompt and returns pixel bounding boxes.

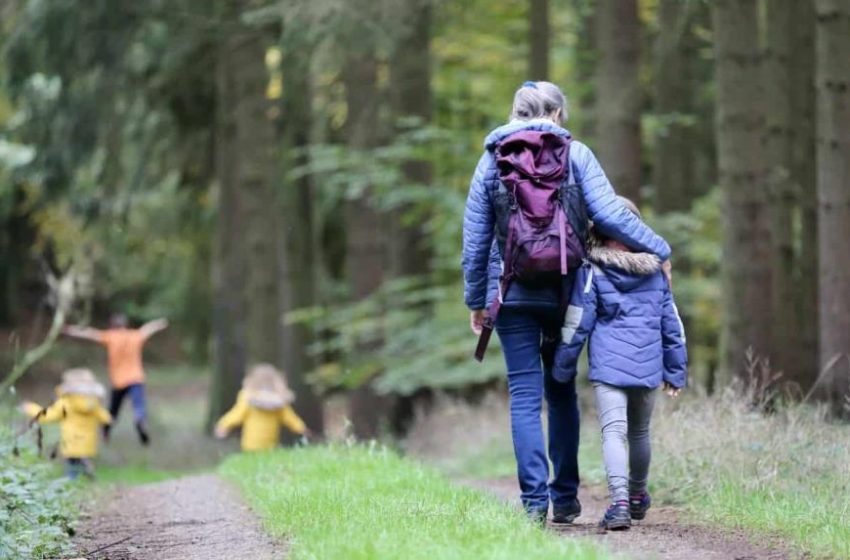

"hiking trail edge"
[73,474,284,560]
[464,477,806,560]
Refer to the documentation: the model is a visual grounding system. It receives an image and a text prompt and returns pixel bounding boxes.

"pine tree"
[528,0,550,80]
[594,0,641,201]
[764,0,797,384]
[711,0,772,380]
[814,0,850,416]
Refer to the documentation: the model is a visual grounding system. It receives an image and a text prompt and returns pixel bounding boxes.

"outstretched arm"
[61,325,104,343]
[20,400,65,423]
[280,406,307,435]
[572,142,671,261]
[214,392,248,438]
[139,318,169,340]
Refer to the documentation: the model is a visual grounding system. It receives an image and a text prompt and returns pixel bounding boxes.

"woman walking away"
[462,80,672,524]
[553,197,687,530]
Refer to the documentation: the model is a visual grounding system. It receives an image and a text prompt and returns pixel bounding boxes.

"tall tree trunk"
[572,0,597,140]
[344,47,388,440]
[653,0,698,213]
[789,0,818,394]
[528,0,550,80]
[712,0,772,381]
[239,32,282,367]
[387,0,434,435]
[764,0,797,384]
[594,0,641,201]
[279,29,324,434]
[814,0,850,416]
[388,1,433,279]
[0,187,27,326]
[208,9,249,426]
[208,2,279,426]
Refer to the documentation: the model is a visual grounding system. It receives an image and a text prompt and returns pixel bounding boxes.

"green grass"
[220,445,610,560]
[412,391,850,558]
[650,393,850,558]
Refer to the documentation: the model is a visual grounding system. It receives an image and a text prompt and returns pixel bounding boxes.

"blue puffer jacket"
[552,245,688,389]
[462,119,672,311]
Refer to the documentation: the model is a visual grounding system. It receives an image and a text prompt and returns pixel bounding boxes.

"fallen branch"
[0,270,75,396]
[82,535,133,557]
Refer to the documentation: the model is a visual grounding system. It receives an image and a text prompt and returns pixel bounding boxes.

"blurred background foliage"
[1,0,847,435]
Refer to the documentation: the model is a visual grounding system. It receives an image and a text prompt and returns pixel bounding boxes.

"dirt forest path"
[463,477,802,560]
[73,474,284,560]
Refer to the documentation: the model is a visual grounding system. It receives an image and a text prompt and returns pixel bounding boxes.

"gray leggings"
[593,383,657,503]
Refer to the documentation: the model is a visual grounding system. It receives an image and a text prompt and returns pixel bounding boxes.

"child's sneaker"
[629,492,651,520]
[551,498,582,524]
[599,501,631,531]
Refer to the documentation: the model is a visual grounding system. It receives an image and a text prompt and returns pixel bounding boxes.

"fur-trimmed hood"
[589,245,662,275]
[589,245,662,292]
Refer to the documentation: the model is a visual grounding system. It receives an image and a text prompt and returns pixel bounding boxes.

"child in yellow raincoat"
[21,368,112,479]
[214,364,308,451]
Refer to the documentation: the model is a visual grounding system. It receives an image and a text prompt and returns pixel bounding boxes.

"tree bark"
[209,1,280,426]
[388,0,433,280]
[653,0,698,213]
[712,0,772,381]
[814,0,850,416]
[764,0,797,384]
[208,7,249,426]
[239,33,282,367]
[790,0,818,393]
[528,0,550,81]
[279,29,324,434]
[344,46,388,440]
[387,0,434,435]
[594,0,641,201]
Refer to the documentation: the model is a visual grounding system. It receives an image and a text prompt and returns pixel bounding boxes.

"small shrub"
[0,424,77,560]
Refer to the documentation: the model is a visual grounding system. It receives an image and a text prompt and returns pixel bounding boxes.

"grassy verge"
[413,390,850,558]
[220,445,609,560]
[650,392,850,559]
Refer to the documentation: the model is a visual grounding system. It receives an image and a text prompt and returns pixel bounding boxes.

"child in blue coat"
[553,197,687,530]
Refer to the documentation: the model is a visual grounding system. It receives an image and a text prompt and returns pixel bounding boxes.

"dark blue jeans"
[108,383,148,423]
[496,306,581,512]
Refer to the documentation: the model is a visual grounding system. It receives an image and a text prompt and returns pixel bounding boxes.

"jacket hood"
[484,119,572,151]
[58,368,105,399]
[242,363,295,407]
[589,245,662,291]
[63,394,102,415]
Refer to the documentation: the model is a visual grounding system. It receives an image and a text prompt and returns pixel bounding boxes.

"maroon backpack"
[474,130,585,361]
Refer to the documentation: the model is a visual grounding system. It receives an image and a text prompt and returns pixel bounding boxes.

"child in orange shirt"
[62,313,168,445]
